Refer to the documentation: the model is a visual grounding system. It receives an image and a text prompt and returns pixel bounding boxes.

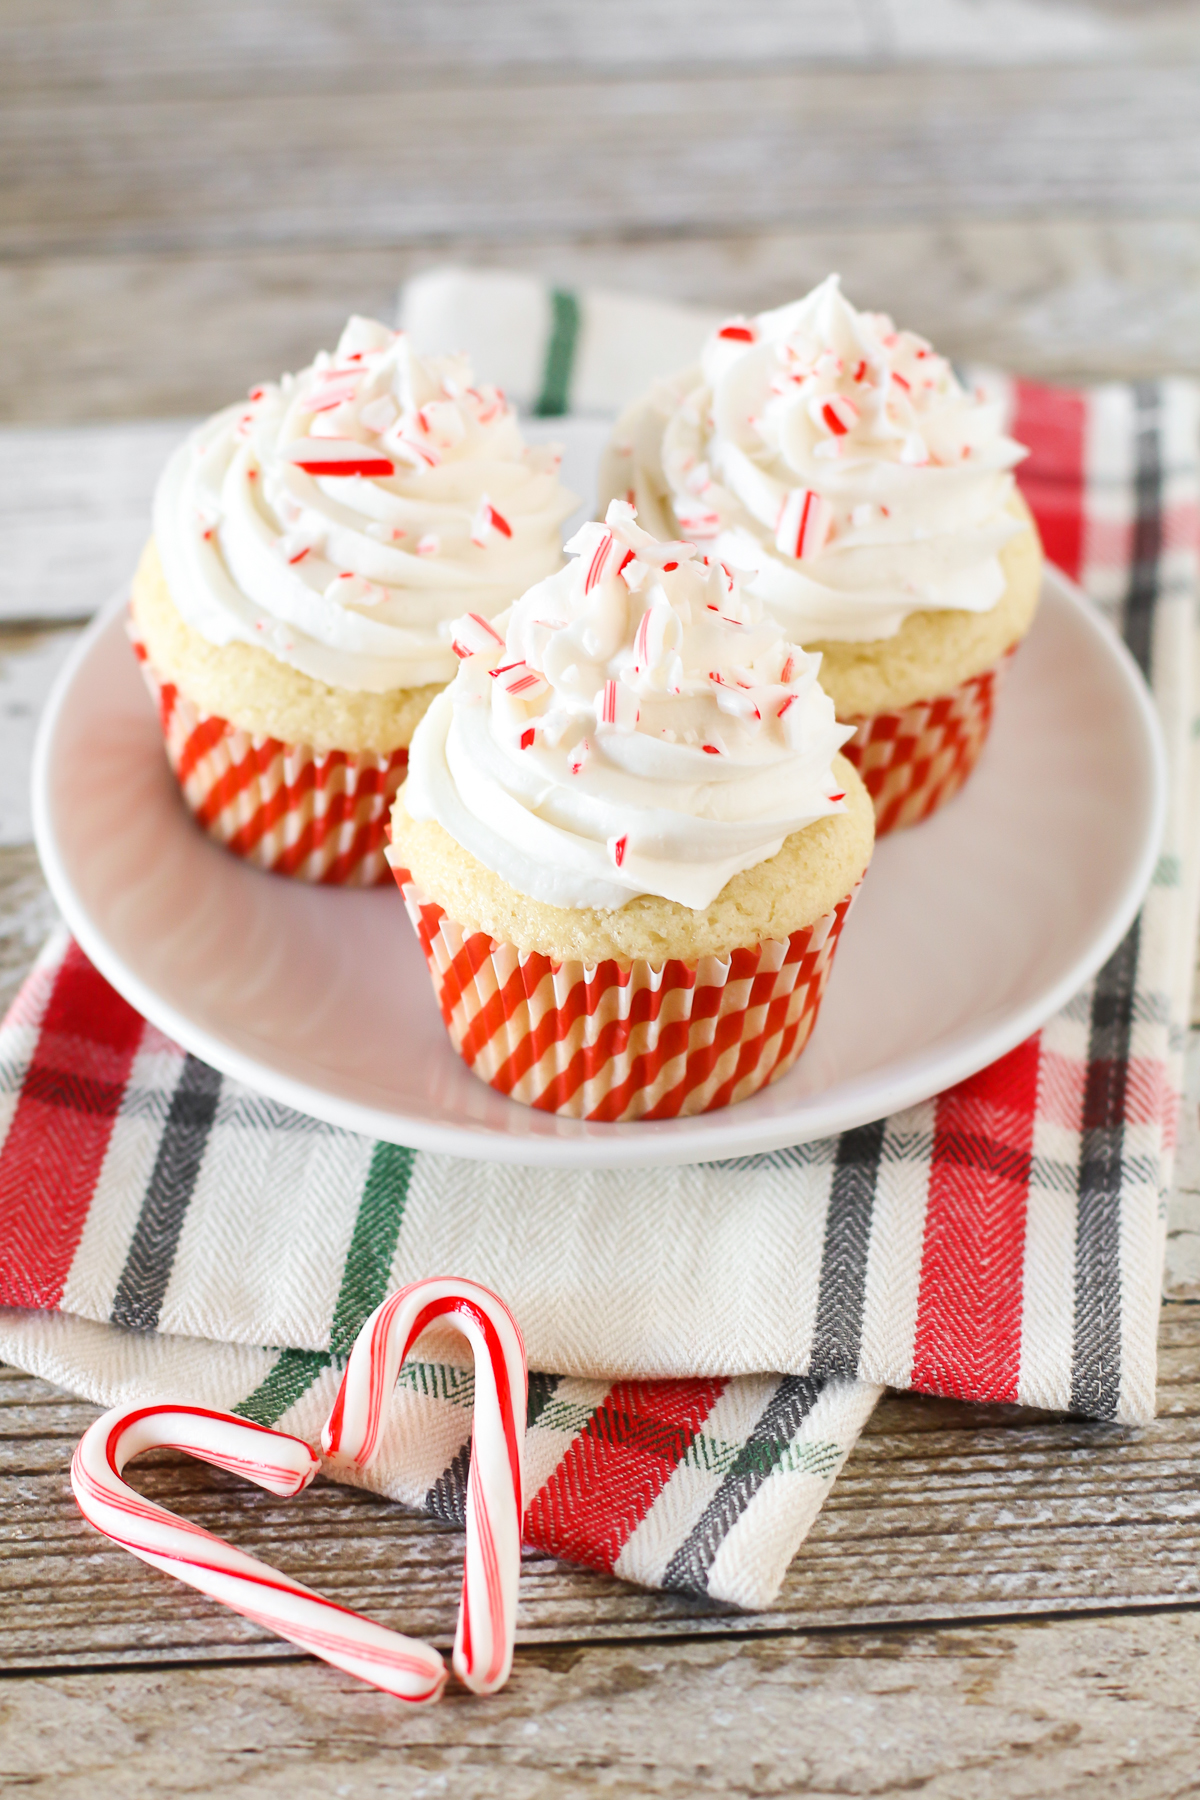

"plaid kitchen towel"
[1,277,1198,1611]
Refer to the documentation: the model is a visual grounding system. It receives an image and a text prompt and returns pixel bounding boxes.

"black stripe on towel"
[1122,380,1162,681]
[809,1118,887,1380]
[1069,919,1140,1419]
[110,1055,222,1331]
[660,1374,825,1597]
[423,1372,561,1529]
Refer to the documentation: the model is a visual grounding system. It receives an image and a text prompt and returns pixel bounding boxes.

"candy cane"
[70,1404,448,1705]
[323,1277,527,1697]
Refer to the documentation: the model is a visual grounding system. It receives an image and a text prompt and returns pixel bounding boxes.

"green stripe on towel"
[534,289,580,417]
[235,1347,331,1426]
[330,1141,417,1357]
[235,1139,417,1425]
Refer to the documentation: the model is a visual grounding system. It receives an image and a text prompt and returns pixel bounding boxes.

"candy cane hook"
[323,1277,527,1696]
[71,1403,448,1704]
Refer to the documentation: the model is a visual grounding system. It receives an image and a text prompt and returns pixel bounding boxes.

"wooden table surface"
[5,5,1200,1792]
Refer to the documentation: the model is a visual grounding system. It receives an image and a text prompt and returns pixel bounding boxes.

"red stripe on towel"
[0,942,143,1307]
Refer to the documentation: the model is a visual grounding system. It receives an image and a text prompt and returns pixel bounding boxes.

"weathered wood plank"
[0,425,190,619]
[1,0,1189,101]
[4,1300,1200,1671]
[5,1611,1200,1798]
[3,62,1200,261]
[0,844,59,1014]
[6,220,1200,434]
[0,628,81,839]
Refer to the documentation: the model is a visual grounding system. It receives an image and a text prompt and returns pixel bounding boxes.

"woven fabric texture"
[0,279,1197,1609]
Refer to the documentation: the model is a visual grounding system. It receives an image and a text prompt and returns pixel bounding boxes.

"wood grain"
[7,218,1200,432]
[0,843,59,1014]
[0,629,80,844]
[5,1611,1200,1798]
[4,61,1200,261]
[3,0,1191,98]
[0,423,189,615]
[5,1300,1200,1672]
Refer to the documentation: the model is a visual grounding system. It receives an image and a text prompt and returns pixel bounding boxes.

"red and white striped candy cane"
[70,1403,447,1705]
[323,1277,527,1696]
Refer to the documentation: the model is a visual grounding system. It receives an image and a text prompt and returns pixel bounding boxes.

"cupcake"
[389,500,874,1121]
[598,276,1044,835]
[131,316,576,883]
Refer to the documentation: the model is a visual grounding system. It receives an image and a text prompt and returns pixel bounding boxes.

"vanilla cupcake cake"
[390,501,874,1121]
[132,315,576,882]
[599,276,1043,834]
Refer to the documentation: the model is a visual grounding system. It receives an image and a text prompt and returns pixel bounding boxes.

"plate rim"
[32,568,1168,1168]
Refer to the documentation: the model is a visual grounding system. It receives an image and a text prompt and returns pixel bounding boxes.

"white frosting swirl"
[403,501,853,911]
[601,275,1028,644]
[154,316,576,692]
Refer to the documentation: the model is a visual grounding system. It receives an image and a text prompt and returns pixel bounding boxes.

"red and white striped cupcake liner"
[392,866,858,1122]
[839,648,1017,837]
[130,622,408,885]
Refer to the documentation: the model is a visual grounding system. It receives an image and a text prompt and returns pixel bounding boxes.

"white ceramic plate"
[33,559,1164,1170]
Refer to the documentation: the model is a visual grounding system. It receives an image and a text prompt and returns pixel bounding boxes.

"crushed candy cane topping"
[154,315,575,693]
[402,500,853,912]
[599,275,1030,645]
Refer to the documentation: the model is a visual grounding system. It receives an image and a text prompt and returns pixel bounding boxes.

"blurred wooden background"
[5,0,1200,426]
[6,4,1200,1794]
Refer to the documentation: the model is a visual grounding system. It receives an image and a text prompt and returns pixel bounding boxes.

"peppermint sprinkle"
[520,727,536,750]
[416,534,440,556]
[491,660,549,700]
[287,438,395,479]
[715,685,761,727]
[820,396,858,436]
[777,693,807,749]
[306,372,361,414]
[585,530,614,593]
[775,488,833,562]
[597,677,638,732]
[470,498,514,546]
[451,611,506,659]
[717,321,755,342]
[674,506,720,539]
[608,833,629,868]
[393,439,440,469]
[327,571,386,607]
[567,739,590,776]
